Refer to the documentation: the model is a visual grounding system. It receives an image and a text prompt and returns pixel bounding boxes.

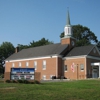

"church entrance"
[92,66,99,78]
[91,63,100,78]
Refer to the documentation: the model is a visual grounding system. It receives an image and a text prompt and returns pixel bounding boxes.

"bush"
[6,79,40,84]
[52,76,56,79]
[17,80,23,83]
[30,81,34,84]
[24,80,29,83]
[34,80,40,84]
[6,80,11,83]
[12,80,18,83]
[0,74,4,78]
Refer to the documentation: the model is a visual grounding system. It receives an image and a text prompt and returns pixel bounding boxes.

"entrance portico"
[91,63,100,78]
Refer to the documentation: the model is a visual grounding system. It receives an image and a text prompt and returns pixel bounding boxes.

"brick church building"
[5,11,100,80]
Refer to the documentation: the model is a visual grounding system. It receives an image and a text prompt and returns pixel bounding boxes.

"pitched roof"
[6,43,68,60]
[65,45,94,57]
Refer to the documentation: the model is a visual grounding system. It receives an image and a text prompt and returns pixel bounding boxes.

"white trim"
[91,63,100,66]
[6,54,62,62]
[86,56,100,60]
[42,75,46,80]
[19,62,21,67]
[87,45,100,56]
[34,61,37,70]
[87,46,94,55]
[95,46,100,55]
[63,55,100,60]
[26,62,29,67]
[12,63,15,67]
[65,71,68,72]
[85,57,87,79]
[63,55,87,60]
[42,60,46,70]
[56,57,58,77]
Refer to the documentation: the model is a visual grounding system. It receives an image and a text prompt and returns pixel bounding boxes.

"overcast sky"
[0,0,100,47]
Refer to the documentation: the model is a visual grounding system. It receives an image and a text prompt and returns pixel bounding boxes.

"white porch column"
[99,63,100,78]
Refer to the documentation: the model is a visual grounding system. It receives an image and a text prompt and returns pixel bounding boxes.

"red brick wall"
[61,38,76,50]
[64,58,86,80]
[5,57,58,80]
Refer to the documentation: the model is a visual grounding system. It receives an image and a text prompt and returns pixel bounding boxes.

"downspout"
[85,56,87,79]
[56,56,58,78]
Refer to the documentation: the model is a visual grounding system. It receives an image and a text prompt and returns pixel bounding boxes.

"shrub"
[12,80,18,83]
[0,74,4,78]
[17,80,23,83]
[34,80,40,84]
[24,80,30,84]
[30,81,34,84]
[6,80,11,83]
[52,76,56,79]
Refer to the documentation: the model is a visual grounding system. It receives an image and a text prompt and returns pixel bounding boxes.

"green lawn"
[0,79,100,100]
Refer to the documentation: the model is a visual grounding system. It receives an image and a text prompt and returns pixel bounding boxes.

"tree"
[0,42,15,73]
[18,38,53,50]
[60,24,98,46]
[96,41,100,51]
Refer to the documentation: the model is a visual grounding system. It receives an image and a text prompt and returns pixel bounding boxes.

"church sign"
[11,68,35,80]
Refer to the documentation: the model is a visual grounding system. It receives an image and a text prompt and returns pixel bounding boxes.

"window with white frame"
[42,75,46,80]
[34,61,37,70]
[19,62,21,67]
[12,63,15,67]
[80,64,84,70]
[43,60,46,70]
[26,62,29,67]
[64,65,67,71]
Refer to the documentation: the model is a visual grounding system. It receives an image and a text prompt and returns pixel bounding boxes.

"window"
[26,62,29,67]
[80,64,84,70]
[43,60,46,70]
[64,65,67,71]
[19,62,21,67]
[42,75,46,80]
[12,63,15,67]
[34,61,37,70]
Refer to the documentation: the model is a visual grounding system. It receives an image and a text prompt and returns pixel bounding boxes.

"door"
[92,68,98,78]
[93,71,98,78]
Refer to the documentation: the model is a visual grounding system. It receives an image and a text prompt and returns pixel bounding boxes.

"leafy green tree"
[96,41,100,51]
[0,42,15,73]
[18,38,53,50]
[60,24,98,46]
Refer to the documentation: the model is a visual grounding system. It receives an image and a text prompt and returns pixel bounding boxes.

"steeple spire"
[67,10,71,26]
[64,9,72,37]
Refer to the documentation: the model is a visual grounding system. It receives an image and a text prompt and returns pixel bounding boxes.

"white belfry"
[64,10,73,37]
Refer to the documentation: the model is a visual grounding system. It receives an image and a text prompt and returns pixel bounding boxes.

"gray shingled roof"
[6,43,68,60]
[66,45,94,57]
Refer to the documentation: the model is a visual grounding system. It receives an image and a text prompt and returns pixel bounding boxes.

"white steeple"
[64,10,73,37]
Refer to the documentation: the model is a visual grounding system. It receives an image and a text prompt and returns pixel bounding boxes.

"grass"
[0,79,100,100]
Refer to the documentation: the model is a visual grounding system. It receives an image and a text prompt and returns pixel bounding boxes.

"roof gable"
[88,46,100,57]
[65,45,95,57]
